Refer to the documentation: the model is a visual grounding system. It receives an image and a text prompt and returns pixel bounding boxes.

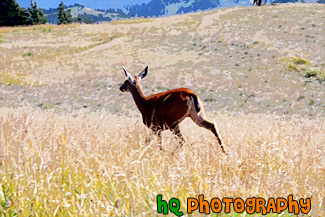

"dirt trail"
[76,36,128,56]
[197,7,244,34]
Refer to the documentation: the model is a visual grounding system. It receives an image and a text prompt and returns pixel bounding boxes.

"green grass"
[42,27,53,32]
[22,52,33,57]
[281,56,310,72]
[0,73,26,85]
[286,63,298,71]
[304,68,325,83]
[297,95,305,101]
[0,33,4,43]
[290,56,311,65]
[308,99,315,106]
[280,56,324,82]
[38,102,54,109]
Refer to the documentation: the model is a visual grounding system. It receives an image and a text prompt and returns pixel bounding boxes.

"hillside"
[0,4,324,117]
[43,4,126,23]
[39,0,324,23]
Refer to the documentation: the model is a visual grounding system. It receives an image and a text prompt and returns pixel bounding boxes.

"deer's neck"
[130,85,148,115]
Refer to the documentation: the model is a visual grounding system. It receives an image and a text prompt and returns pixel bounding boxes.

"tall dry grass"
[0,108,324,216]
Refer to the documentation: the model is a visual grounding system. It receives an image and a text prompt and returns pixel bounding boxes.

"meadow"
[0,3,324,216]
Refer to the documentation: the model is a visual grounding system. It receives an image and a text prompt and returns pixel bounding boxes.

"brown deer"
[119,66,226,154]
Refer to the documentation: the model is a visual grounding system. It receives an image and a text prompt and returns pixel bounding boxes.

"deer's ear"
[123,67,135,83]
[138,66,148,81]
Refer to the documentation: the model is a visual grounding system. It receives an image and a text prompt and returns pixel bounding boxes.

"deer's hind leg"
[189,108,226,154]
[171,124,185,146]
[171,125,185,155]
[167,123,185,155]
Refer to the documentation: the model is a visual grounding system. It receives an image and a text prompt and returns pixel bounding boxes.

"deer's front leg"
[152,127,162,150]
[145,126,162,149]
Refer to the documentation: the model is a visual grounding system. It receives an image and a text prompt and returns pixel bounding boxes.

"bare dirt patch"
[197,7,244,34]
[76,36,128,56]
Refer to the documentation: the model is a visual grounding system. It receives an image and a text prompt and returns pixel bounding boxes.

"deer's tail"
[191,94,201,113]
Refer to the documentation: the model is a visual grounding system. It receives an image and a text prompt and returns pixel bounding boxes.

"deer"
[119,66,227,154]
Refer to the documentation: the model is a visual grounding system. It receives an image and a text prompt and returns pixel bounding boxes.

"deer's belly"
[143,116,167,130]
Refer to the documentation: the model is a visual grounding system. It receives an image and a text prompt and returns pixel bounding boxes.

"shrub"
[290,56,311,65]
[22,52,33,57]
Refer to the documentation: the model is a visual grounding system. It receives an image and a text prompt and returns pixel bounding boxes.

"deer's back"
[144,88,197,129]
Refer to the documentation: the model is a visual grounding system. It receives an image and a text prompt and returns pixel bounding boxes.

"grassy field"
[0,3,324,216]
[1,109,324,216]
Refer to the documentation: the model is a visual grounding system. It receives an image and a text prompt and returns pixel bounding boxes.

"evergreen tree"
[57,1,65,24]
[36,1,47,24]
[28,0,47,24]
[98,14,103,22]
[57,1,72,25]
[29,0,38,23]
[0,0,32,26]
[66,9,73,23]
[90,16,94,24]
[77,14,82,23]
[83,13,89,24]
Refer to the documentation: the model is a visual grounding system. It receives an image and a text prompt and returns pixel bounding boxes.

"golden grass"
[0,108,324,216]
[111,18,154,25]
[0,24,79,34]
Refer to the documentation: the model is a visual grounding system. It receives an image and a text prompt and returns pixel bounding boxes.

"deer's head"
[119,66,148,93]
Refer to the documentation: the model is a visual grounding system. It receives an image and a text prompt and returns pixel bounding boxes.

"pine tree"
[90,16,94,24]
[28,0,38,24]
[0,0,32,26]
[28,0,47,24]
[83,13,89,24]
[66,9,73,24]
[57,1,72,25]
[77,14,82,23]
[98,14,103,22]
[57,1,65,24]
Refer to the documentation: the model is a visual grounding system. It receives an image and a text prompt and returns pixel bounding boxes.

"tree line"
[44,3,116,24]
[0,0,46,26]
[0,0,94,26]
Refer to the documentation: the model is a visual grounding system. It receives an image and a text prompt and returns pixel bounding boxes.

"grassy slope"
[0,3,324,216]
[0,4,324,116]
